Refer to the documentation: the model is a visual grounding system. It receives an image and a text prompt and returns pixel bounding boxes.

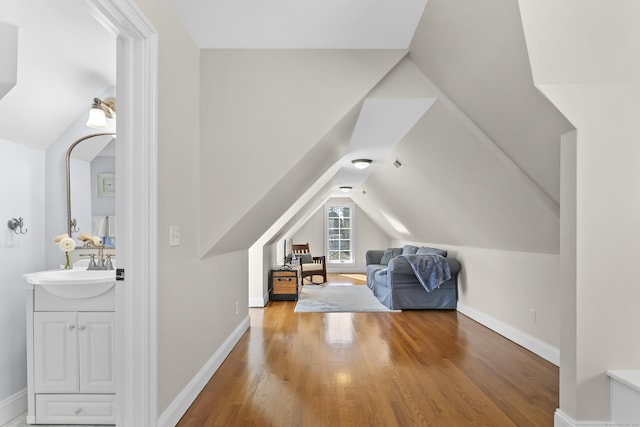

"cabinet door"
[34,312,78,393]
[78,312,115,393]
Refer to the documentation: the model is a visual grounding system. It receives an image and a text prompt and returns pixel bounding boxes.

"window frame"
[325,202,355,264]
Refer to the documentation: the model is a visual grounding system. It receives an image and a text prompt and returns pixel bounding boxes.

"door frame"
[83,0,159,425]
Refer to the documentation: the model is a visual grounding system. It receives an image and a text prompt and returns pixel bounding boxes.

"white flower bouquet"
[78,232,103,247]
[53,233,76,269]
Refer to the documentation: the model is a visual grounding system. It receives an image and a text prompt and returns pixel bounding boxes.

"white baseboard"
[0,388,27,425]
[554,409,612,427]
[456,302,560,366]
[249,291,270,308]
[157,316,251,427]
[555,409,575,427]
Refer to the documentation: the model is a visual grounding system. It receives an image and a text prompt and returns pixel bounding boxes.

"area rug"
[339,273,367,282]
[294,285,399,313]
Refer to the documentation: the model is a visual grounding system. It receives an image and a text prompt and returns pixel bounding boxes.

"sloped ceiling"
[0,0,116,149]
[179,0,572,256]
[349,0,573,253]
[198,49,407,257]
[409,0,573,204]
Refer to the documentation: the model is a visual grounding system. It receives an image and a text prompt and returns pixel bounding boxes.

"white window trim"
[325,201,355,264]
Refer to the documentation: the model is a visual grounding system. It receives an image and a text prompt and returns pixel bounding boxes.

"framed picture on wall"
[98,172,116,197]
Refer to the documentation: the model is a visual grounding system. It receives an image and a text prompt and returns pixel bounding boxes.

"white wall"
[393,240,561,362]
[560,130,577,416]
[291,206,325,260]
[132,0,252,417]
[519,1,640,421]
[293,198,391,272]
[0,138,44,423]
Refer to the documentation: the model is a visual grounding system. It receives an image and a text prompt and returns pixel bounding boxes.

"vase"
[64,251,71,269]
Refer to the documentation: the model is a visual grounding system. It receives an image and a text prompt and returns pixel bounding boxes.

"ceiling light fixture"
[339,186,353,192]
[86,97,116,129]
[393,158,403,168]
[351,159,372,169]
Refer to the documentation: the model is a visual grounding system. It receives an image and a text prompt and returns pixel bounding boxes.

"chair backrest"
[292,243,310,255]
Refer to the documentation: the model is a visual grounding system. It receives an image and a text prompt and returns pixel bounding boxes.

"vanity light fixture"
[86,97,116,129]
[339,186,353,192]
[351,159,372,169]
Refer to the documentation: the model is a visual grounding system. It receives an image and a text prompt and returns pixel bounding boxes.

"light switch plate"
[169,225,180,246]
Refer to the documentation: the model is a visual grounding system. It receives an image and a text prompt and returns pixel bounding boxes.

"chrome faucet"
[84,241,114,270]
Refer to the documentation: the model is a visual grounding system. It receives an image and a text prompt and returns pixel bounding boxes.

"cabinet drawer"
[35,394,115,425]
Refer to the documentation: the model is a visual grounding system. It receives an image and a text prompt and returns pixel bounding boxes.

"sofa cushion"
[380,248,395,265]
[366,263,387,291]
[402,245,419,255]
[416,246,448,257]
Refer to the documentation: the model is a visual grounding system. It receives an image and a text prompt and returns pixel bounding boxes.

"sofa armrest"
[446,258,461,276]
[366,250,385,266]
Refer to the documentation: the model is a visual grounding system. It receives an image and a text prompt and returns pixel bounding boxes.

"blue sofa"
[366,245,461,310]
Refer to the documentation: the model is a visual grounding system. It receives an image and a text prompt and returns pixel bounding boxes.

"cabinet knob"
[74,408,82,415]
[66,324,75,330]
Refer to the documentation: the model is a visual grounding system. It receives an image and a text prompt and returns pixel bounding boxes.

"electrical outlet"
[529,308,536,323]
[169,225,180,246]
[235,301,239,315]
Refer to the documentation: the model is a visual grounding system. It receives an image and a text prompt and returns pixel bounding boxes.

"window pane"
[326,203,354,264]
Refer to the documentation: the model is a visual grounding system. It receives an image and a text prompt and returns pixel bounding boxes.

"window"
[326,202,354,264]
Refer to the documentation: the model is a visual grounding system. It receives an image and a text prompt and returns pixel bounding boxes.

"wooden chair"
[291,243,327,284]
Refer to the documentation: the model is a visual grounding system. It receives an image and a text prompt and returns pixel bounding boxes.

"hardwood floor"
[177,274,558,426]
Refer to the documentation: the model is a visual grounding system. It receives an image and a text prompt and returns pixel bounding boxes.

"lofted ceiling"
[0,0,573,255]
[187,0,573,256]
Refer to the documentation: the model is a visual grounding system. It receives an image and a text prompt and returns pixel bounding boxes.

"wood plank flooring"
[177,274,558,426]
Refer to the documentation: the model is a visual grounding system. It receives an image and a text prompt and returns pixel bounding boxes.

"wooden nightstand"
[270,267,301,301]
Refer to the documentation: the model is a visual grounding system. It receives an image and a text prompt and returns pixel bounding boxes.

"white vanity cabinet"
[24,276,116,425]
[33,312,115,393]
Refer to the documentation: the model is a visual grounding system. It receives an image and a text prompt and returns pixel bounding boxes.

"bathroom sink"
[24,268,116,299]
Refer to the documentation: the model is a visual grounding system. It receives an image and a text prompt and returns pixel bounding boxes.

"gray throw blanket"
[398,254,451,292]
